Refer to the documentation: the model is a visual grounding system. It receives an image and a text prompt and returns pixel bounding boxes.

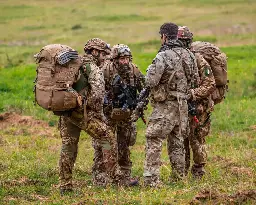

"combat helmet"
[111,44,132,59]
[84,38,111,54]
[177,26,193,40]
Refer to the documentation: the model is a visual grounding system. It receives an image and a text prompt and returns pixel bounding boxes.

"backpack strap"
[103,62,115,87]
[129,63,135,86]
[130,63,143,87]
[82,63,92,126]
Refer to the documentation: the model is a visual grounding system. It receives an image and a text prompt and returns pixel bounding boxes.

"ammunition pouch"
[111,108,131,121]
[151,84,167,102]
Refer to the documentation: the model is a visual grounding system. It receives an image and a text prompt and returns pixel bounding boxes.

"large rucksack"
[34,44,83,111]
[191,41,228,104]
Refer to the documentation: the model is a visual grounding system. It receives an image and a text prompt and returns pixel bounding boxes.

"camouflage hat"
[177,26,193,40]
[84,38,111,54]
[111,44,132,59]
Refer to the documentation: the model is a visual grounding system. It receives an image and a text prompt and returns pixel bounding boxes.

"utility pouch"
[111,108,131,121]
[151,84,167,102]
[211,86,226,105]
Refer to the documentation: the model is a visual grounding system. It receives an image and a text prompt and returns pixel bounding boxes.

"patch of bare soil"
[230,166,254,178]
[2,176,46,187]
[0,112,57,138]
[212,155,238,168]
[191,189,256,205]
[250,125,256,130]
[4,194,49,203]
[212,155,254,177]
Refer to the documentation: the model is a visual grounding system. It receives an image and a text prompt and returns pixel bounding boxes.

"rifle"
[130,87,150,124]
[112,75,137,111]
[188,101,199,123]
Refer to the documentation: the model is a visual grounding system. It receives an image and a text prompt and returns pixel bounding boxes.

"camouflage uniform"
[144,39,198,187]
[92,45,145,185]
[177,26,216,177]
[58,38,121,191]
[184,52,216,177]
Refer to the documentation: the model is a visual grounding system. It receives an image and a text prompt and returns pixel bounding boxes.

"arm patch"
[204,67,211,76]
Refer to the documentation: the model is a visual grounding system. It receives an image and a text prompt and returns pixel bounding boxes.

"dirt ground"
[191,189,256,204]
[0,112,57,138]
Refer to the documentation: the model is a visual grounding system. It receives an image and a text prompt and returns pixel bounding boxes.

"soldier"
[92,44,145,186]
[177,26,216,178]
[58,38,122,195]
[143,22,198,187]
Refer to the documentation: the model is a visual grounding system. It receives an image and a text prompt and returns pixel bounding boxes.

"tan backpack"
[34,44,83,111]
[191,41,228,104]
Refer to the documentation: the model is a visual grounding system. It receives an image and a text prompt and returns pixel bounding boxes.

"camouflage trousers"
[92,120,137,186]
[58,111,121,189]
[184,110,211,177]
[144,100,188,187]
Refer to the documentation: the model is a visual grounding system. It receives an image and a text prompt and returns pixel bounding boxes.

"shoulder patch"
[204,67,210,76]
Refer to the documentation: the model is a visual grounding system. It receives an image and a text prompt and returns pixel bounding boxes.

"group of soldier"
[57,22,223,195]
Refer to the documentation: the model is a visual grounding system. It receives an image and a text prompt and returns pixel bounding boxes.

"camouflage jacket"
[146,40,198,101]
[81,54,105,116]
[190,53,216,112]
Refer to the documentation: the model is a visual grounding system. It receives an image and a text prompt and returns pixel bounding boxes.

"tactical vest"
[103,62,140,88]
[103,62,140,120]
[153,47,193,101]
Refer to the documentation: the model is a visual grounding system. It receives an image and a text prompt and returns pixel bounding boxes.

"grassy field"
[0,0,256,204]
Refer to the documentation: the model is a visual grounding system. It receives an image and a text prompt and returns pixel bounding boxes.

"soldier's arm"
[133,63,146,92]
[102,63,110,91]
[190,54,216,100]
[146,53,165,88]
[87,63,105,113]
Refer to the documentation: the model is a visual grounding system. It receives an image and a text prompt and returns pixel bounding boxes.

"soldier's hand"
[186,91,192,100]
[130,112,139,123]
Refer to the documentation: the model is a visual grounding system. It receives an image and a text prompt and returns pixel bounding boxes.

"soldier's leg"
[183,137,190,176]
[190,113,210,178]
[183,118,197,176]
[167,125,185,180]
[58,116,81,191]
[116,122,133,179]
[144,118,167,187]
[129,122,137,146]
[91,138,106,186]
[86,117,121,184]
[144,137,163,187]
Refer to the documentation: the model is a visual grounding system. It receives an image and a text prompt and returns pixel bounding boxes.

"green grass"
[0,45,256,204]
[0,0,256,204]
[1,0,256,68]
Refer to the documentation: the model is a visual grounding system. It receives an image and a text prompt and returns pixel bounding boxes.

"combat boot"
[169,169,185,183]
[92,172,108,187]
[191,164,205,179]
[118,177,139,187]
[60,187,73,196]
[144,175,162,188]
